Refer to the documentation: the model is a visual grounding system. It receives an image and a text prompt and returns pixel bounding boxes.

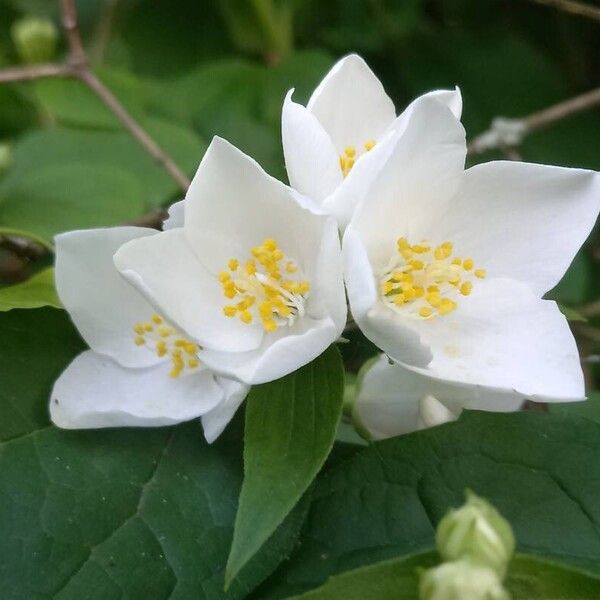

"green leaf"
[549,252,591,306]
[33,68,147,130]
[286,552,600,600]
[257,411,600,598]
[0,163,145,245]
[226,346,345,587]
[558,303,587,322]
[506,554,600,598]
[0,308,308,598]
[0,267,61,311]
[287,551,436,599]
[549,392,600,424]
[2,121,203,213]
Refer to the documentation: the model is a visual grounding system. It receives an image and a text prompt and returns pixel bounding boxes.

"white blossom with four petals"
[282,53,462,228]
[114,137,347,385]
[51,226,249,443]
[343,96,600,405]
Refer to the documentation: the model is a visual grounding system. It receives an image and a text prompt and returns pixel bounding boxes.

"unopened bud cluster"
[420,492,515,600]
[11,16,58,64]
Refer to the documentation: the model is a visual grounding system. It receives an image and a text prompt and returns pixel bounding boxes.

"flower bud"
[0,144,12,174]
[11,17,58,64]
[420,560,511,600]
[436,491,515,577]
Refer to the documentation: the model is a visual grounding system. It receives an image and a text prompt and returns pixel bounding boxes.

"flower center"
[379,237,487,319]
[219,238,310,333]
[339,139,376,177]
[133,313,200,378]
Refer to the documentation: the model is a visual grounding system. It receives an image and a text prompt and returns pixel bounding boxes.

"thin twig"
[0,0,190,194]
[0,63,74,83]
[530,0,600,22]
[60,0,87,67]
[78,70,190,190]
[468,87,600,155]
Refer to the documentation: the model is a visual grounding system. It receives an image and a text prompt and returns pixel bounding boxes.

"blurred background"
[0,0,598,402]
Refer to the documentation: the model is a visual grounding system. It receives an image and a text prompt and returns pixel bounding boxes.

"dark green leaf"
[226,346,345,587]
[0,309,306,598]
[257,411,600,597]
[285,552,600,600]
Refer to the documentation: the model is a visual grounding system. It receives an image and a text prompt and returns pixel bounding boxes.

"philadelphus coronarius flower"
[114,137,346,385]
[51,227,249,443]
[350,354,529,441]
[282,54,462,228]
[344,95,600,403]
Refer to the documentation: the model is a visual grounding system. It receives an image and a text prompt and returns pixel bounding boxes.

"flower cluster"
[51,54,600,442]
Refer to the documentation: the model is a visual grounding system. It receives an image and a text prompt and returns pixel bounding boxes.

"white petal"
[353,355,525,441]
[348,95,466,271]
[306,54,396,152]
[50,350,223,429]
[200,316,339,385]
[399,278,585,401]
[201,377,249,443]
[114,228,264,352]
[282,90,342,203]
[183,136,330,275]
[417,395,459,429]
[430,161,600,296]
[325,87,463,229]
[306,216,347,334]
[163,200,184,230]
[55,227,162,369]
[343,226,431,367]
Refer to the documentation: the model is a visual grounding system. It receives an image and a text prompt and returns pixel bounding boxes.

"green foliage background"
[1,1,600,598]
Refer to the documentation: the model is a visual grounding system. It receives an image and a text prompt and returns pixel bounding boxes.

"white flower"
[282,54,462,228]
[344,96,600,404]
[114,136,346,385]
[351,354,525,440]
[51,227,249,443]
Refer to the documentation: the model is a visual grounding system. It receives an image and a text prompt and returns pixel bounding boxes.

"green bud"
[437,491,515,577]
[420,560,511,600]
[0,144,12,174]
[11,17,58,64]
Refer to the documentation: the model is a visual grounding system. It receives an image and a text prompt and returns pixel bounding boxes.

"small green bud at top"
[436,491,515,577]
[0,144,12,174]
[420,560,511,600]
[11,17,58,64]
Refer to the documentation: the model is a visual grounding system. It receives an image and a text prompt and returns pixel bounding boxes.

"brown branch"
[60,0,87,67]
[0,0,190,194]
[468,87,600,155]
[77,70,190,190]
[0,63,74,83]
[530,0,600,22]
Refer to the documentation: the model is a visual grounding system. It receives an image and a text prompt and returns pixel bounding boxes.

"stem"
[0,0,190,194]
[530,0,600,22]
[77,69,190,190]
[468,87,600,155]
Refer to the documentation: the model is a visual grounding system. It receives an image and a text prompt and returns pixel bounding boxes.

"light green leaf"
[258,411,600,597]
[287,552,600,599]
[2,121,203,212]
[0,308,307,598]
[33,68,147,130]
[0,164,145,245]
[226,346,345,587]
[0,267,61,311]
